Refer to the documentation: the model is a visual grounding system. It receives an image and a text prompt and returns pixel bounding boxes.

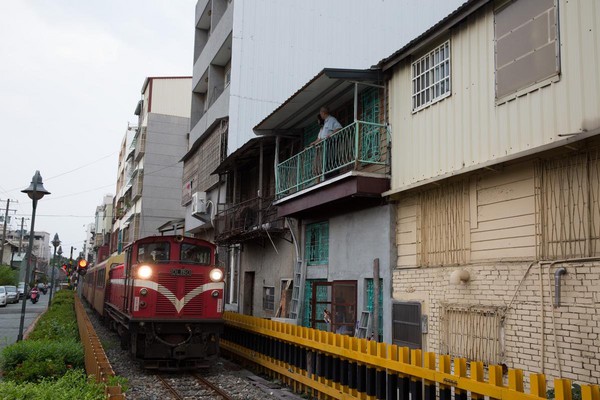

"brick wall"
[392,261,600,385]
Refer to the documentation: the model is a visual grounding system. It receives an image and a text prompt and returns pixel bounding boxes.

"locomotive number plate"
[170,268,192,276]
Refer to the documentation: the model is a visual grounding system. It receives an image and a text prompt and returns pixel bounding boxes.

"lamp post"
[17,171,50,342]
[48,233,60,307]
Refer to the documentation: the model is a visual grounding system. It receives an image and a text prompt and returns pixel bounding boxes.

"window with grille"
[418,180,468,266]
[412,41,451,111]
[440,304,503,365]
[494,0,559,99]
[305,221,329,265]
[263,286,275,311]
[392,302,422,349]
[536,150,600,259]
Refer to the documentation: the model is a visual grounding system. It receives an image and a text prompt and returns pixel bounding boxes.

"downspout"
[553,267,567,307]
[258,140,264,226]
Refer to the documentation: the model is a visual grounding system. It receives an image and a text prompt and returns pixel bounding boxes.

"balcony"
[214,196,286,245]
[134,129,146,161]
[132,170,144,201]
[276,120,389,197]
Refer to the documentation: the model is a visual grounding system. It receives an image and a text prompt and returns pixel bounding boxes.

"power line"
[0,152,117,195]
[45,152,117,181]
[43,183,116,201]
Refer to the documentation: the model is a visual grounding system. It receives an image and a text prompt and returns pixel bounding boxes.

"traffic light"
[77,258,88,275]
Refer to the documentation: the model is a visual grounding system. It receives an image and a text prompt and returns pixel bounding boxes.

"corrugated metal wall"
[388,0,600,190]
[150,78,192,119]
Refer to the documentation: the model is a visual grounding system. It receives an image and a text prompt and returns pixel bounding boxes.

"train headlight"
[209,268,223,282]
[137,265,153,279]
[139,288,148,296]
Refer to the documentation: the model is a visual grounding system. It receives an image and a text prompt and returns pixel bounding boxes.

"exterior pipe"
[553,267,567,307]
[540,257,600,379]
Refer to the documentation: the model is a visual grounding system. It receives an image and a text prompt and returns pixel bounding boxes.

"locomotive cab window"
[180,243,211,265]
[137,242,170,263]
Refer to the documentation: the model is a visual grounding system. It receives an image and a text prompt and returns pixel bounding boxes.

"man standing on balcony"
[317,106,342,142]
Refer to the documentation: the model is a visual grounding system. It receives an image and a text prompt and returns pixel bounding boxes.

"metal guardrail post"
[222,312,599,400]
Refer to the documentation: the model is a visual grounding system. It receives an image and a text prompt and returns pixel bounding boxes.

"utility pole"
[0,199,10,263]
[0,199,17,264]
[19,217,26,253]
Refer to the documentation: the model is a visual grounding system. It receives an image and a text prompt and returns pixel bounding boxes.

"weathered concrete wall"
[238,236,296,319]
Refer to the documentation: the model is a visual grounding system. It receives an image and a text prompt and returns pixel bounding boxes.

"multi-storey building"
[92,194,113,263]
[112,77,191,254]
[255,68,393,340]
[183,0,464,319]
[83,222,95,263]
[382,0,600,385]
[5,229,50,263]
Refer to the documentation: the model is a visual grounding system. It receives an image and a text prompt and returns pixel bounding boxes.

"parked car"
[17,282,28,299]
[4,285,18,304]
[0,286,7,307]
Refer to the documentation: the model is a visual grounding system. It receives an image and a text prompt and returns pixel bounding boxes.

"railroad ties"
[156,373,235,400]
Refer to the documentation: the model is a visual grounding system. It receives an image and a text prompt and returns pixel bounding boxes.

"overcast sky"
[0,1,196,255]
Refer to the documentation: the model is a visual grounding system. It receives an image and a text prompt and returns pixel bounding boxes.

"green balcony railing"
[275,120,389,198]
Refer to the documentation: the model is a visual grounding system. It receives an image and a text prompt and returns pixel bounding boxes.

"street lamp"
[17,171,50,342]
[48,233,60,307]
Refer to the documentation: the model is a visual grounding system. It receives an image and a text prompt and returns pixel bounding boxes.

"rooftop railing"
[276,121,389,198]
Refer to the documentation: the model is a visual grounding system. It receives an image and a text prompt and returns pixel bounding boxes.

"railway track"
[156,372,235,400]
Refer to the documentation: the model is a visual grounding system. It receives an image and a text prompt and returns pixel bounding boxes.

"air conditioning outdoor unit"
[191,191,207,216]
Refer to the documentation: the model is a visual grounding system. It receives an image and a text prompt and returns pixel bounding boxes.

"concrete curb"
[23,309,46,340]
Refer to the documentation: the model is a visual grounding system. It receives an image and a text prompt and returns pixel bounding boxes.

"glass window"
[411,40,451,111]
[263,286,275,311]
[180,243,211,265]
[305,221,329,265]
[137,242,170,263]
[495,0,559,98]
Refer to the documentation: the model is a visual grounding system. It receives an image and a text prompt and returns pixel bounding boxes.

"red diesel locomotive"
[83,235,225,370]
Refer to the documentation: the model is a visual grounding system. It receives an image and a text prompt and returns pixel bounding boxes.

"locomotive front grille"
[156,274,178,314]
[155,272,205,316]
[181,275,204,316]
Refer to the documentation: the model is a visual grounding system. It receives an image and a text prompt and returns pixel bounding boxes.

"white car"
[0,286,7,307]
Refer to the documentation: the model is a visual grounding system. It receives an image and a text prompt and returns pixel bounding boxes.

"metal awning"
[253,68,382,137]
[212,136,275,175]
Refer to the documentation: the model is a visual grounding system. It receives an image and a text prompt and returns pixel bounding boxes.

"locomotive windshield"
[137,242,170,263]
[180,243,211,265]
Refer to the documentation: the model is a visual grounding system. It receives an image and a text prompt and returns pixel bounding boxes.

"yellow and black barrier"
[74,295,126,399]
[222,312,600,400]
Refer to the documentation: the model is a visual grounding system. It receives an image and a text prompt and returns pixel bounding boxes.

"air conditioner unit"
[191,191,207,216]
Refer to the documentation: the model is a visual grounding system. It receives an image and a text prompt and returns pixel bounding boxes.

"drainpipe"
[553,267,567,307]
[540,257,600,379]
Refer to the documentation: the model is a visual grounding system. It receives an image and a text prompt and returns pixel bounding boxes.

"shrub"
[0,340,84,382]
[0,265,18,285]
[0,369,106,399]
[28,291,78,341]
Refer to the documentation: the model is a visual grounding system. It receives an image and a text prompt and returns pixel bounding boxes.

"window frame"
[493,0,560,102]
[305,221,329,266]
[411,40,451,112]
[263,286,275,311]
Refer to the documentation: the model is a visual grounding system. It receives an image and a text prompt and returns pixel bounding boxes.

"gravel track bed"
[83,304,284,400]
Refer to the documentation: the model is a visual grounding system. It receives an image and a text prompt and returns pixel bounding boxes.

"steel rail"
[156,373,234,400]
[193,373,235,400]
[156,374,184,400]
